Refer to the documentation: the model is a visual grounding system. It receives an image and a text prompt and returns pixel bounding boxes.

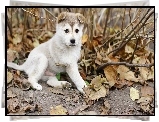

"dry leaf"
[104,66,117,87]
[125,45,134,54]
[114,80,133,88]
[147,66,154,80]
[7,71,13,84]
[84,85,108,103]
[84,76,110,102]
[141,85,154,97]
[139,67,149,81]
[100,100,110,115]
[7,90,17,99]
[90,75,108,91]
[89,86,107,100]
[117,65,139,82]
[13,34,22,45]
[140,103,151,113]
[130,87,139,101]
[82,34,88,44]
[137,96,153,104]
[7,98,20,113]
[32,39,40,47]
[7,49,18,62]
[50,105,68,115]
[137,96,153,113]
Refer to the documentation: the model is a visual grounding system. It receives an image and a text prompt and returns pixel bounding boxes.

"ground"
[6,76,154,116]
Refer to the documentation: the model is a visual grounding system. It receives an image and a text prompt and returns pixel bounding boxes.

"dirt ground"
[6,78,154,116]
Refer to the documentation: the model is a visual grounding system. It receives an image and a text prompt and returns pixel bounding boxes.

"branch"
[103,8,110,38]
[97,62,154,72]
[97,8,144,52]
[43,8,57,20]
[108,9,154,56]
[21,8,55,22]
[90,8,94,42]
[7,15,13,38]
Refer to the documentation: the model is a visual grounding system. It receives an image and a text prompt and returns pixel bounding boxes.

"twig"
[7,14,13,38]
[90,8,94,42]
[21,8,55,22]
[108,9,154,56]
[103,8,110,38]
[121,8,126,39]
[97,8,143,52]
[22,8,27,41]
[97,62,154,72]
[66,8,71,12]
[128,8,139,64]
[129,37,140,64]
[43,8,57,20]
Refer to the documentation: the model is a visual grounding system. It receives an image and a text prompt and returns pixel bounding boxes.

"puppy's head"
[56,12,85,47]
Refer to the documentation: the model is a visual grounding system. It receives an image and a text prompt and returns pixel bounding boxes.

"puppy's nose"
[70,39,75,44]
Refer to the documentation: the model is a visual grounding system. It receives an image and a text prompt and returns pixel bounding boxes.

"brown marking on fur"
[76,13,85,24]
[57,12,66,23]
[57,12,85,27]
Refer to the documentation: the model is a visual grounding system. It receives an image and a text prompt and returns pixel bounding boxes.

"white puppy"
[7,12,87,93]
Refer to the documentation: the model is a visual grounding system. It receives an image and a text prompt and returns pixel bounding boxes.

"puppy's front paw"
[61,81,72,87]
[32,83,42,90]
[77,83,87,94]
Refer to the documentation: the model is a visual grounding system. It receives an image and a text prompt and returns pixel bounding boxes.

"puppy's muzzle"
[70,39,76,46]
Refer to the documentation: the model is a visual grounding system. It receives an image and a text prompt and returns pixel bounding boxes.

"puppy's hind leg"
[27,55,48,90]
[47,76,71,88]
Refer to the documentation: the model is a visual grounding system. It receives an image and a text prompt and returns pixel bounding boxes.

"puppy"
[7,12,87,93]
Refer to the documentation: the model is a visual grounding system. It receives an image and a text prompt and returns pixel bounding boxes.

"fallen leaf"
[13,34,22,45]
[7,49,19,62]
[22,104,41,113]
[139,67,149,81]
[130,87,139,101]
[89,86,107,100]
[114,80,133,88]
[140,103,151,113]
[125,44,134,54]
[104,66,117,87]
[7,71,13,84]
[137,96,153,104]
[32,39,40,47]
[84,85,109,103]
[7,98,20,113]
[100,100,110,115]
[117,65,139,82]
[95,52,103,65]
[7,90,17,99]
[82,34,88,44]
[90,75,109,91]
[147,66,154,80]
[141,85,154,97]
[137,96,153,113]
[50,105,68,115]
[56,73,61,80]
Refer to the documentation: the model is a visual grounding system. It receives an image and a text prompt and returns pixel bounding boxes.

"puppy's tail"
[7,62,24,71]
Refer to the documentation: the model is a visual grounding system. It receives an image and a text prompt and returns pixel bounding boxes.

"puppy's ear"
[57,12,67,23]
[76,13,85,24]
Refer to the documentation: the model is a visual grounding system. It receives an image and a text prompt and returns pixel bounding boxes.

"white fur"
[7,13,87,93]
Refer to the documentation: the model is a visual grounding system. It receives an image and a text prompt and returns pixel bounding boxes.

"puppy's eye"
[75,29,79,33]
[64,29,69,33]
